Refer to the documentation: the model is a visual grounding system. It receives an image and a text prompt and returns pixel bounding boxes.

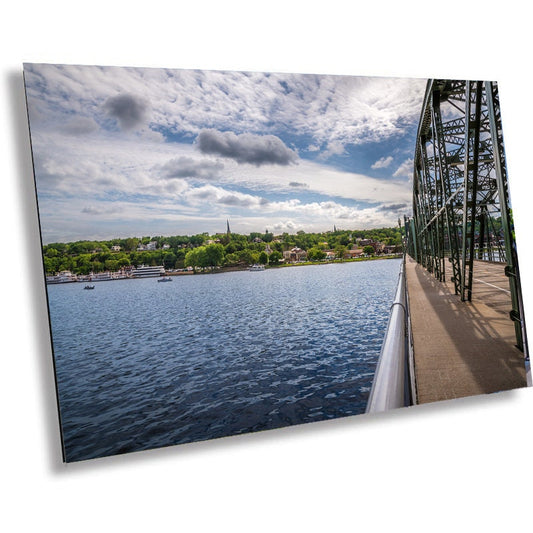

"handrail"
[366,259,411,413]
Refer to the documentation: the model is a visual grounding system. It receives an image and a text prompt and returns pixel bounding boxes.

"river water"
[48,258,401,461]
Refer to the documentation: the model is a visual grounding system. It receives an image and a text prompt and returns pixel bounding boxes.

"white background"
[1,2,532,531]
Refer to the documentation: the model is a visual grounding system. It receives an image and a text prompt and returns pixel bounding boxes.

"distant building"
[283,247,307,262]
[346,248,364,258]
[162,243,171,250]
[359,239,382,253]
[383,244,401,254]
[146,241,157,250]
[111,245,121,252]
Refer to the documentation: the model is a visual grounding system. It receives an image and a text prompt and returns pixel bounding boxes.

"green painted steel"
[407,80,526,352]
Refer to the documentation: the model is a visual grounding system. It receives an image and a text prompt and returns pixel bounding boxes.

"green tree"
[123,237,139,252]
[268,251,282,264]
[258,251,268,265]
[307,247,326,261]
[224,253,239,266]
[184,244,224,269]
[335,245,347,260]
[225,241,238,254]
[189,234,206,247]
[236,248,259,265]
[68,241,90,255]
[91,261,104,273]
[184,248,201,270]
[204,243,225,267]
[116,255,131,268]
[105,259,119,271]
[363,245,374,256]
[43,256,58,274]
[75,254,92,275]
[162,252,176,269]
[45,247,58,258]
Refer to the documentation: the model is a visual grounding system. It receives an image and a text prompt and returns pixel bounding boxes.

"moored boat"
[89,271,113,282]
[249,264,265,271]
[131,265,166,278]
[46,270,78,284]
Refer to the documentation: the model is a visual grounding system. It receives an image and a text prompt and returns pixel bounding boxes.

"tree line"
[42,227,403,274]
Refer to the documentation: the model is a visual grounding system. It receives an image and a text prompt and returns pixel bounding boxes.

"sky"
[24,63,427,243]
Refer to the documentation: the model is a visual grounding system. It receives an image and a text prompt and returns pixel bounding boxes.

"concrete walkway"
[405,256,527,404]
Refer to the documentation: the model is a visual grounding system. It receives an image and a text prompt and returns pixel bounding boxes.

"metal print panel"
[24,64,529,462]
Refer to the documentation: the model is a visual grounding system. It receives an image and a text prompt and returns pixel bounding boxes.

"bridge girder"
[407,79,526,352]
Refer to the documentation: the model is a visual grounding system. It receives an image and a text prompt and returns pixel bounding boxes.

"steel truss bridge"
[405,79,527,353]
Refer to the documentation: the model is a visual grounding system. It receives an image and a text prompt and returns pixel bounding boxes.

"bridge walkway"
[405,256,527,404]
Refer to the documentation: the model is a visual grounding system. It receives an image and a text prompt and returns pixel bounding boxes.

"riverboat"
[131,265,166,278]
[89,271,113,282]
[46,270,78,284]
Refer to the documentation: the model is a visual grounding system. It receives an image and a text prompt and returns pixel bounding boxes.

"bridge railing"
[366,258,415,413]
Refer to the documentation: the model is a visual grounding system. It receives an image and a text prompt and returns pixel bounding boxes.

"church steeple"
[226,219,231,235]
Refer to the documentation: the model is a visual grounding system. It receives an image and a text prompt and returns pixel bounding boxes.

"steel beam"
[407,79,527,353]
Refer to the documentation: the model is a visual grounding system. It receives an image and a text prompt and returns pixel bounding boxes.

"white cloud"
[393,158,414,180]
[24,64,422,241]
[273,220,298,232]
[31,127,411,205]
[319,140,346,159]
[25,64,427,149]
[371,156,393,169]
[59,116,99,136]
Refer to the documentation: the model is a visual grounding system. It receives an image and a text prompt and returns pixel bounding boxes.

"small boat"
[249,264,265,271]
[84,285,95,290]
[157,276,172,282]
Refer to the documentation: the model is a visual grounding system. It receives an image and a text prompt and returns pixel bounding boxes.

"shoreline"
[190,253,402,275]
[48,254,402,285]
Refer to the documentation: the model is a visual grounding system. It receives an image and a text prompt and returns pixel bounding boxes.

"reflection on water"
[48,259,401,461]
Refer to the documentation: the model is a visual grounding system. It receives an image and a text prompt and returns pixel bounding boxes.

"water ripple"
[48,259,400,461]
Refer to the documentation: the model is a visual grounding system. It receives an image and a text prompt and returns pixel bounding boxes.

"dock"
[405,256,527,404]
